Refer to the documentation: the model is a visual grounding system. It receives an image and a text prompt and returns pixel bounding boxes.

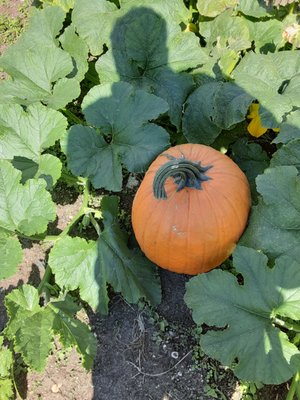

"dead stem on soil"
[128,350,192,378]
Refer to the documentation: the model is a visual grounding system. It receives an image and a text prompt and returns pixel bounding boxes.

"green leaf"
[96,6,208,127]
[0,103,67,160]
[196,0,238,17]
[241,166,300,257]
[231,138,269,201]
[271,139,300,172]
[237,0,275,18]
[41,0,75,11]
[185,245,300,384]
[233,51,300,126]
[49,196,161,314]
[50,296,97,370]
[273,109,300,144]
[12,157,39,183]
[0,160,56,236]
[182,82,253,144]
[183,83,222,144]
[0,380,14,400]
[5,285,54,371]
[72,0,119,55]
[199,10,251,52]
[245,18,283,53]
[0,342,13,378]
[73,0,191,55]
[59,23,89,82]
[0,236,22,280]
[65,82,169,191]
[0,7,80,108]
[12,155,62,188]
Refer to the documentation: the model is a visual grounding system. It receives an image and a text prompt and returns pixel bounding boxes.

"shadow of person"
[96,6,204,129]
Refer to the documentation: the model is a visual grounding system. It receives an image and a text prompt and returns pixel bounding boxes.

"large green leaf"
[49,196,161,314]
[182,82,253,144]
[0,236,22,280]
[233,51,300,126]
[0,103,67,160]
[185,246,300,384]
[64,82,169,191]
[241,166,300,257]
[5,285,55,372]
[50,296,97,370]
[96,6,208,127]
[0,7,80,108]
[0,161,56,236]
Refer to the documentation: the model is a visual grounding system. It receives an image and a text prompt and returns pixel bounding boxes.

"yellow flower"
[247,103,280,138]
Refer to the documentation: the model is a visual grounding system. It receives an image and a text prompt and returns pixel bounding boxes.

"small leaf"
[5,285,54,371]
[65,82,169,191]
[273,109,300,144]
[50,296,97,370]
[245,18,283,53]
[49,196,161,314]
[0,236,22,280]
[196,0,238,17]
[36,154,62,189]
[41,0,75,11]
[59,23,89,82]
[0,379,14,400]
[0,161,56,236]
[0,342,13,378]
[200,10,251,51]
[238,0,275,18]
[271,139,300,172]
[183,83,222,144]
[185,245,300,384]
[231,138,269,201]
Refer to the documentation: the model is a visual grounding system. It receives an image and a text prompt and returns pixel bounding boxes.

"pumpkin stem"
[153,154,212,199]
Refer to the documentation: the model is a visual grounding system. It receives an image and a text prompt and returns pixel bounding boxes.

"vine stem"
[287,370,300,400]
[61,108,85,125]
[273,317,300,333]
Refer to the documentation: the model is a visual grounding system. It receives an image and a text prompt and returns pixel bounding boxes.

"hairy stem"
[37,264,52,295]
[273,317,300,333]
[287,369,300,400]
[61,108,86,125]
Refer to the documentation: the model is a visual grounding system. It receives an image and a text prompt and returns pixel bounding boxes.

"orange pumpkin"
[131,144,251,275]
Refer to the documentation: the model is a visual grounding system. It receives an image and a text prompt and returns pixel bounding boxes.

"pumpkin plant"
[0,0,300,398]
[132,143,251,274]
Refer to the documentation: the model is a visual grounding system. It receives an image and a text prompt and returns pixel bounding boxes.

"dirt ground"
[0,1,291,399]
